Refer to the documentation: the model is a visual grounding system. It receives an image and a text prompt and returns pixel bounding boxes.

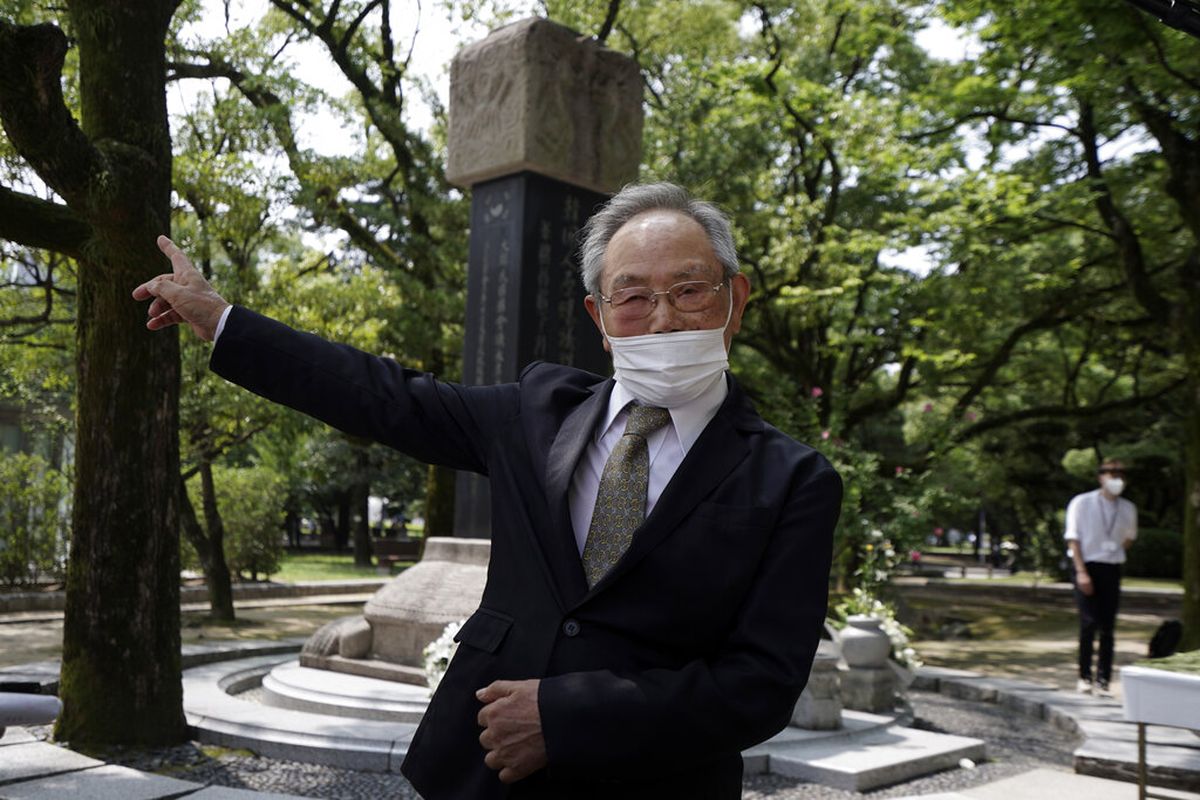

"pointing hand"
[131,236,230,341]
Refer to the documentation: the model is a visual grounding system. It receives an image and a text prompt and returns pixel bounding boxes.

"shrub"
[187,464,285,581]
[0,452,69,586]
[1124,527,1181,579]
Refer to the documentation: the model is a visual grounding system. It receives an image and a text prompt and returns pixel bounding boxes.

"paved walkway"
[1,585,1197,799]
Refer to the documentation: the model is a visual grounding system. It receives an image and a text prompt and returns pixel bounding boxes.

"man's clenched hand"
[476,679,547,783]
[131,236,230,341]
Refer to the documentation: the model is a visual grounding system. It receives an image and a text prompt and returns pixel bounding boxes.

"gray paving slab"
[959,766,1200,800]
[1076,736,1200,792]
[762,724,986,791]
[182,786,312,799]
[1076,719,1200,749]
[0,742,102,786]
[0,764,201,799]
[1043,693,1130,732]
[0,729,35,747]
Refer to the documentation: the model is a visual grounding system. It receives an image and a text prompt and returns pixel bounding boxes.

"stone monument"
[300,17,643,683]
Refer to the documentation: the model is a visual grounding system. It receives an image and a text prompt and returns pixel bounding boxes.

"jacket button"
[562,619,581,637]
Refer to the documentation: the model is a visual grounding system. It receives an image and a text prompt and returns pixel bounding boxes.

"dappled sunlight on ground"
[180,604,355,643]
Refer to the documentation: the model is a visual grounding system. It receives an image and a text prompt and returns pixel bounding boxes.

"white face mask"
[1103,477,1125,497]
[600,300,731,409]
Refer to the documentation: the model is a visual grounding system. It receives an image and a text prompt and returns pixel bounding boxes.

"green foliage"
[188,465,285,581]
[1125,528,1183,580]
[0,452,69,586]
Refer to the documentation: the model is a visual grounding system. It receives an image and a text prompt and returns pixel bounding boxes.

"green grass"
[269,551,405,582]
[1136,648,1200,674]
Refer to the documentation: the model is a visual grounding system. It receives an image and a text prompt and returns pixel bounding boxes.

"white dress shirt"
[1064,488,1137,564]
[214,304,234,342]
[567,374,728,555]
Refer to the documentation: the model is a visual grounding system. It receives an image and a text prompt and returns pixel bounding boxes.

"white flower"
[423,619,466,691]
[870,529,884,539]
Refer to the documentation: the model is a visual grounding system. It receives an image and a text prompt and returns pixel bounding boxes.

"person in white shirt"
[1064,459,1138,697]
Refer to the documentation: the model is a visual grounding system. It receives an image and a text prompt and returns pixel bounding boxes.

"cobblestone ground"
[33,689,1081,799]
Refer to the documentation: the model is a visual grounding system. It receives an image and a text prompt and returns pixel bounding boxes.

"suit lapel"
[581,376,761,598]
[541,378,612,605]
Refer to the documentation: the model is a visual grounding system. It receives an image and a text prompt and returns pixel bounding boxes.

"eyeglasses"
[1098,468,1126,477]
[598,280,727,322]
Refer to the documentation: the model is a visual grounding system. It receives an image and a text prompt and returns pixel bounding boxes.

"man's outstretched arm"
[131,235,230,341]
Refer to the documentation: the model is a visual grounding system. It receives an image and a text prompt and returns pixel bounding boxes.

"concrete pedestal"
[793,653,842,730]
[840,665,898,713]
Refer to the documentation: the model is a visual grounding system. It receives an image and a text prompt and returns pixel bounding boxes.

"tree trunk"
[179,476,235,622]
[285,507,301,548]
[40,1,185,745]
[1182,363,1200,651]
[336,492,351,551]
[198,464,236,620]
[423,463,457,538]
[352,449,372,567]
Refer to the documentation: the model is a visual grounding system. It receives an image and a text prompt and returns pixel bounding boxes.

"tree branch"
[0,185,90,257]
[0,22,101,206]
[596,0,621,44]
[1078,99,1172,319]
[953,376,1185,443]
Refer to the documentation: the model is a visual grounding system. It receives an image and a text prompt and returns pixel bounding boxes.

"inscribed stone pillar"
[447,17,643,537]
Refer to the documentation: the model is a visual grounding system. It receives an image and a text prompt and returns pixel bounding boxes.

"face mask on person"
[601,299,732,409]
[1103,477,1125,496]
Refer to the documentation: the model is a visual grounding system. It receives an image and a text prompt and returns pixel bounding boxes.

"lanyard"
[1098,495,1121,541]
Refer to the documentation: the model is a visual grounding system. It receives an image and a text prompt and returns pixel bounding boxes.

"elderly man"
[134,182,841,799]
[1065,458,1137,698]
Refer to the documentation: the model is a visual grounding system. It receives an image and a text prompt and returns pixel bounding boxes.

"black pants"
[1074,562,1121,684]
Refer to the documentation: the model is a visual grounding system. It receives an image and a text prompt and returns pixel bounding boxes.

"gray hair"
[579,182,740,296]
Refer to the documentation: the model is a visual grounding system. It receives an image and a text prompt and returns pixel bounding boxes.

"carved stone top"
[447,17,643,194]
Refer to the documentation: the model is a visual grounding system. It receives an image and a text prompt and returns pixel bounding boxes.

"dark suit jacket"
[211,307,842,800]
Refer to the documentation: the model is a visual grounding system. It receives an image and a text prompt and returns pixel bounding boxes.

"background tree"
[930,0,1199,645]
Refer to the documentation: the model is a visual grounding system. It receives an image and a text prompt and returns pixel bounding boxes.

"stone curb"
[913,665,1200,792]
[893,578,1183,614]
[0,580,388,615]
[0,638,309,696]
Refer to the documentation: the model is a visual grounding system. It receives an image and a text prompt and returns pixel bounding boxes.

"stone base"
[298,654,428,687]
[792,654,842,730]
[793,694,842,730]
[300,537,491,683]
[364,538,490,666]
[841,665,897,713]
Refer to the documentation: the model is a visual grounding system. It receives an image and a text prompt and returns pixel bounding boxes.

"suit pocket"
[691,501,773,530]
[453,607,513,653]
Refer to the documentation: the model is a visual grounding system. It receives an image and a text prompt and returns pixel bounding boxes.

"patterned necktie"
[582,404,672,588]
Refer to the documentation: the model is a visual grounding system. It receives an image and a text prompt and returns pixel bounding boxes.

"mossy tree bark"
[0,1,186,745]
